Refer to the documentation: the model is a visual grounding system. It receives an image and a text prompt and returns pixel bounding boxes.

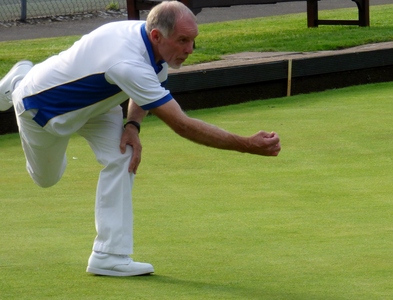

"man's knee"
[27,165,63,188]
[31,174,61,188]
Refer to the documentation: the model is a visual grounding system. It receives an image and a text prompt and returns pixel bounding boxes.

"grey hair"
[145,1,196,38]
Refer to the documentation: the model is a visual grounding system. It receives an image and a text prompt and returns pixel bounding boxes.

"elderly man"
[0,1,281,276]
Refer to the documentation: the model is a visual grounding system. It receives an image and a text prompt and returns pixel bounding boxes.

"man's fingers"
[119,138,127,154]
[129,153,141,174]
[260,132,281,156]
[264,133,280,146]
[120,145,126,154]
[269,142,281,156]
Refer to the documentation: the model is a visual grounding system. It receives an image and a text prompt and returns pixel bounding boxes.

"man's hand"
[247,131,281,156]
[120,125,142,174]
[151,99,281,157]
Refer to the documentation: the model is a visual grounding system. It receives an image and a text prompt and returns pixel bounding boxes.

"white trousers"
[16,105,134,255]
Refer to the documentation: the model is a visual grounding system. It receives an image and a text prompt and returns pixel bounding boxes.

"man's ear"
[150,29,162,44]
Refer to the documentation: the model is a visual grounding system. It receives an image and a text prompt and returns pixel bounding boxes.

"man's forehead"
[173,15,199,37]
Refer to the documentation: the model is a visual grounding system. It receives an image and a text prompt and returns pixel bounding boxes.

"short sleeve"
[105,60,172,110]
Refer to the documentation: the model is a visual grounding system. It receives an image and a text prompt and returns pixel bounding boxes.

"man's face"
[155,14,199,69]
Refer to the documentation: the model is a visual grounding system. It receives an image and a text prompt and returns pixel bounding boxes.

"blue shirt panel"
[23,73,123,127]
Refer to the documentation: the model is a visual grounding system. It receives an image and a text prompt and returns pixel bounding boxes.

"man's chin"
[168,63,182,69]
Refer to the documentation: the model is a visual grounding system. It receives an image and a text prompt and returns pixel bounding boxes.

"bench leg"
[352,0,370,27]
[126,0,140,20]
[307,0,318,28]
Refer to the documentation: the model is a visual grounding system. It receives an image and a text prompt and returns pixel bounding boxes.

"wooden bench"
[125,0,370,27]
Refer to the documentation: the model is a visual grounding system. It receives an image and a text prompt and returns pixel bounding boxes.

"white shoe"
[86,252,154,277]
[0,60,33,111]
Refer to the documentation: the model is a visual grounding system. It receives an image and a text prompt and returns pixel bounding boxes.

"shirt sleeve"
[105,60,173,110]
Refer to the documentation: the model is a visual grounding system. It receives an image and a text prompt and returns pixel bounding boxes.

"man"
[0,1,281,277]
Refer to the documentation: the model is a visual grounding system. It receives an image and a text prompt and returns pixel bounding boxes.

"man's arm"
[120,99,149,174]
[150,99,281,156]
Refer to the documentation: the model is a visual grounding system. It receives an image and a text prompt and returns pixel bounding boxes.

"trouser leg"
[78,106,134,255]
[16,111,69,188]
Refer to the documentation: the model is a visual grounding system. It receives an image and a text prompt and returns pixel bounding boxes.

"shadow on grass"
[91,274,342,300]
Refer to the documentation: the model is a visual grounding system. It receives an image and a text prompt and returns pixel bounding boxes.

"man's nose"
[185,41,194,54]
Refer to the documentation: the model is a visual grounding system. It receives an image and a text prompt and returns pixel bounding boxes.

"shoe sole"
[86,266,154,277]
[0,60,33,89]
[0,60,33,110]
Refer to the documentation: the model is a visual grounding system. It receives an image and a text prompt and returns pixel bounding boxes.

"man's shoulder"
[96,20,146,33]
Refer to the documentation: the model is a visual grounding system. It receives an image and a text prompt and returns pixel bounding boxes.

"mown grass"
[191,4,393,63]
[1,81,393,299]
[1,5,393,299]
[0,4,393,73]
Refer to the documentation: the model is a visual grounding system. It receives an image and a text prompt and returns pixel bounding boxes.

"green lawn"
[1,81,393,299]
[1,4,393,73]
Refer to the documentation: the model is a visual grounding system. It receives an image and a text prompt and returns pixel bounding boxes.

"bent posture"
[0,1,281,277]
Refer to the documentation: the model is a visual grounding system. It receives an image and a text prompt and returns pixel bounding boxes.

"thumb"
[268,131,278,138]
[119,139,126,154]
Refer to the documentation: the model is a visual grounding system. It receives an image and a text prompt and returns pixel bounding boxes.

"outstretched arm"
[120,99,149,174]
[150,99,281,156]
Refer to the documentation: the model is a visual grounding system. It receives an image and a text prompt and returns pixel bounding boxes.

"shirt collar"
[140,23,165,74]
